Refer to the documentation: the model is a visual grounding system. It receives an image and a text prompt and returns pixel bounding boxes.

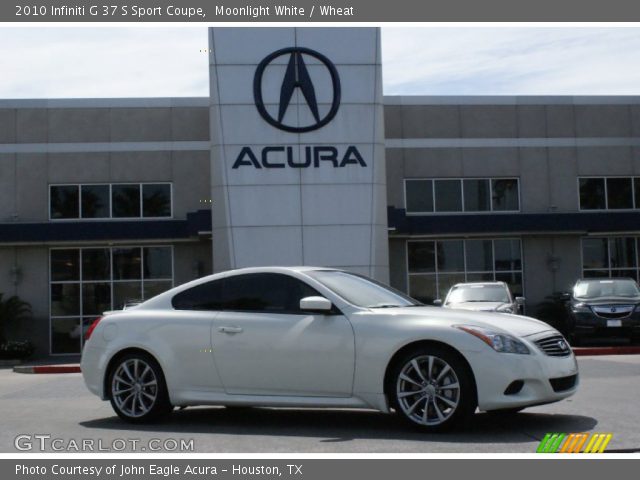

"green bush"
[0,293,32,345]
[0,340,34,359]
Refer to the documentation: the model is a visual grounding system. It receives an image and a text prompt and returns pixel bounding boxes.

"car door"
[211,272,355,397]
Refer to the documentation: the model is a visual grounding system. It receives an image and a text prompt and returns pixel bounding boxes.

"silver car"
[436,282,525,314]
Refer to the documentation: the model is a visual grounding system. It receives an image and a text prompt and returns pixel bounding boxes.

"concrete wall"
[0,104,209,144]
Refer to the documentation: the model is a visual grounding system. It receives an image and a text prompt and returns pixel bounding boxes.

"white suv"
[436,281,525,314]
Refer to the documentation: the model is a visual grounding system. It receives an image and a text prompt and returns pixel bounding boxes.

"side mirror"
[515,296,525,305]
[300,296,333,313]
[433,299,443,306]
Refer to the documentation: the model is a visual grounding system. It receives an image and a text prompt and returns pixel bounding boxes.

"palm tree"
[0,293,32,344]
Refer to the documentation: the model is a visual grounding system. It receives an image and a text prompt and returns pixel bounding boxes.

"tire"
[108,352,172,423]
[389,345,477,432]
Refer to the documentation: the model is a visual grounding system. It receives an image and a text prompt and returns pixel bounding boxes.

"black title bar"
[6,0,640,22]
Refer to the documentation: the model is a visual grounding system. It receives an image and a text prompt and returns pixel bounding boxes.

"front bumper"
[571,311,640,339]
[464,333,579,411]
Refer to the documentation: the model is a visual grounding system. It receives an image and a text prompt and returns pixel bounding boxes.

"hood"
[444,301,507,312]
[378,306,554,338]
[575,297,640,306]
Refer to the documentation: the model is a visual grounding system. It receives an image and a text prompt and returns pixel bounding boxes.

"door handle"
[218,326,243,334]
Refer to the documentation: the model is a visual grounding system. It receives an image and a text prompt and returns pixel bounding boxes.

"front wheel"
[390,346,476,431]
[108,352,172,423]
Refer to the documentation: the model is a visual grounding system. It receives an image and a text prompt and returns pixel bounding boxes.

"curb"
[573,346,640,356]
[13,364,81,374]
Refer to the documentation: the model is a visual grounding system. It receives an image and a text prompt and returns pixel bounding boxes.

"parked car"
[566,278,640,345]
[435,282,525,314]
[81,267,577,431]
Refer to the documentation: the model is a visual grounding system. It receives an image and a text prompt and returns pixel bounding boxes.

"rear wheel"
[390,346,476,432]
[108,352,172,423]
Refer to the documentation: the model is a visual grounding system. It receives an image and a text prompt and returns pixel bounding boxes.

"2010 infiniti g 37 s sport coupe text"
[81,267,579,431]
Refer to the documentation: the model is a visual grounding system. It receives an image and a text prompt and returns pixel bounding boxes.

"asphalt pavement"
[1,355,639,453]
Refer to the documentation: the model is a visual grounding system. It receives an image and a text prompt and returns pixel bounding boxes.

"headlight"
[496,305,514,313]
[571,302,590,313]
[454,325,530,354]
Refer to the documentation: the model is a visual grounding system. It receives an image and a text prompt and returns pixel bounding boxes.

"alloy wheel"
[396,355,461,426]
[111,358,158,418]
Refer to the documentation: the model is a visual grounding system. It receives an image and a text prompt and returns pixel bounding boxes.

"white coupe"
[81,267,579,431]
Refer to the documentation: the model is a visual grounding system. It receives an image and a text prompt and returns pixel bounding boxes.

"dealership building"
[2,27,640,356]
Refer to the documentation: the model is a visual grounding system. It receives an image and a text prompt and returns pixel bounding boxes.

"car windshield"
[574,279,640,299]
[306,270,421,308]
[446,285,510,304]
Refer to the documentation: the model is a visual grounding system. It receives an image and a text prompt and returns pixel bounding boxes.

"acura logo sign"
[253,47,341,133]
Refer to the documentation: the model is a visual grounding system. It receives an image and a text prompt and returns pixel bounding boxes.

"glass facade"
[405,178,519,214]
[407,238,523,304]
[582,237,640,280]
[578,176,640,211]
[49,246,173,354]
[50,183,172,219]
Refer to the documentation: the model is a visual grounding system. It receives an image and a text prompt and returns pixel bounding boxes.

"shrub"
[0,293,32,344]
[0,340,34,359]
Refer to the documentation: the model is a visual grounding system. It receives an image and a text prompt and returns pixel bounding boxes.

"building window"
[405,180,434,213]
[49,183,172,220]
[407,238,523,304]
[579,176,640,211]
[112,184,141,218]
[81,185,110,218]
[582,237,639,280]
[50,185,80,219]
[463,179,491,212]
[405,178,520,214]
[142,184,172,217]
[434,180,463,212]
[49,246,173,354]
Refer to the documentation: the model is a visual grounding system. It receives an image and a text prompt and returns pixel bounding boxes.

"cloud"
[381,27,640,95]
[1,27,640,98]
[0,27,209,98]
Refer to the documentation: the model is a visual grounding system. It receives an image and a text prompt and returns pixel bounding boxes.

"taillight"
[85,316,103,342]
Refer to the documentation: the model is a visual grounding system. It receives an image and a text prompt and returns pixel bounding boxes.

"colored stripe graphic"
[585,433,613,453]
[537,433,566,453]
[571,433,590,453]
[537,433,612,453]
[560,434,576,453]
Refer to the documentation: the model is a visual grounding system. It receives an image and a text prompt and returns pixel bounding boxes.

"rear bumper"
[80,345,108,400]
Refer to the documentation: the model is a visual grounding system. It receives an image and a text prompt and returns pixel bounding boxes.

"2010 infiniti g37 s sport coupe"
[81,267,579,431]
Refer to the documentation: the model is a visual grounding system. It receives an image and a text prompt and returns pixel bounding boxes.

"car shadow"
[79,407,598,444]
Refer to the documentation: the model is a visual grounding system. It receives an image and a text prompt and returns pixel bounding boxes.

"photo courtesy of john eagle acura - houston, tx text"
[76,28,579,432]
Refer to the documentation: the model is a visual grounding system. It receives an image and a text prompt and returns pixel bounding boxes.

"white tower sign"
[209,27,389,281]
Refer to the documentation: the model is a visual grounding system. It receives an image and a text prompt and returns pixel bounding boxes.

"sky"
[2,27,640,98]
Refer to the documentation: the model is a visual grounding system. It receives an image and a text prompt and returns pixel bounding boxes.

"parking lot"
[1,355,638,454]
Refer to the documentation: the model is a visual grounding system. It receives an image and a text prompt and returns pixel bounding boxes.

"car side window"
[172,279,224,311]
[221,273,321,314]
